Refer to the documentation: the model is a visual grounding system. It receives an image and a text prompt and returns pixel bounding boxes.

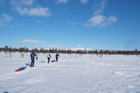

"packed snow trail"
[0,53,140,93]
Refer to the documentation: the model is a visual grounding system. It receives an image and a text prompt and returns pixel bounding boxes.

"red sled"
[15,67,26,72]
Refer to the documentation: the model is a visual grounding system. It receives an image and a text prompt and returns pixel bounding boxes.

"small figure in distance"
[55,53,60,62]
[30,50,37,67]
[47,53,51,64]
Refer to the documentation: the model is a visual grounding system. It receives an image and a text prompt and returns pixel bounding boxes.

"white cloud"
[107,16,117,25]
[0,13,13,27]
[85,15,105,27]
[84,15,117,27]
[84,0,118,28]
[94,0,108,15]
[21,0,34,6]
[11,0,51,17]
[56,0,69,4]
[11,0,33,7]
[16,7,51,16]
[20,39,45,44]
[80,0,89,4]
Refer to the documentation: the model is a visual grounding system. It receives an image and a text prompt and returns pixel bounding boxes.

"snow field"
[0,52,140,93]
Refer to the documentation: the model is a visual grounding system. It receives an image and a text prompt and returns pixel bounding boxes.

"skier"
[47,53,51,64]
[30,51,37,67]
[55,53,60,62]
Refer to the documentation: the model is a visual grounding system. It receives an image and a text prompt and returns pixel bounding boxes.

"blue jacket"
[30,52,37,60]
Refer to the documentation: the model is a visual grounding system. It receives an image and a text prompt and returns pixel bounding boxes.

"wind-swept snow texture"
[0,52,140,93]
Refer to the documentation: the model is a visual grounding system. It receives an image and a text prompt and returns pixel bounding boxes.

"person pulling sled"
[47,53,51,64]
[30,51,38,67]
[55,53,60,62]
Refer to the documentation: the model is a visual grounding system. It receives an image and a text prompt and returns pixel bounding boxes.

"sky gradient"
[0,0,140,50]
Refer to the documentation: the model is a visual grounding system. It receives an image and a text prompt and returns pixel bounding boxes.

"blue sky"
[0,0,140,50]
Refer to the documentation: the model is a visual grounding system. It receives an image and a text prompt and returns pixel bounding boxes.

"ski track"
[0,53,140,93]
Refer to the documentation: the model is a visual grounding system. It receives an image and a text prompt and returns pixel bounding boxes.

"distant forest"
[0,45,140,55]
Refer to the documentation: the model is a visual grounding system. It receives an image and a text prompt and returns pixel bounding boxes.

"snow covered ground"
[0,52,140,93]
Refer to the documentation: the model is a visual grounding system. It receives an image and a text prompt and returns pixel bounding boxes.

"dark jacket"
[55,53,60,58]
[30,52,37,60]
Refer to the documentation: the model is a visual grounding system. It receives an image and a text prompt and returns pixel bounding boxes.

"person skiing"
[47,53,51,64]
[30,51,37,67]
[55,53,60,62]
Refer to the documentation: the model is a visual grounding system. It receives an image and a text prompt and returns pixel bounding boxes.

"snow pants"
[30,58,35,67]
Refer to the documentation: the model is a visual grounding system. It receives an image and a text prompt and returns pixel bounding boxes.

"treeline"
[0,45,140,55]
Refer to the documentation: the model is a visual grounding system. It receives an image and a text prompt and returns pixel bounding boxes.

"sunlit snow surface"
[0,52,140,93]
